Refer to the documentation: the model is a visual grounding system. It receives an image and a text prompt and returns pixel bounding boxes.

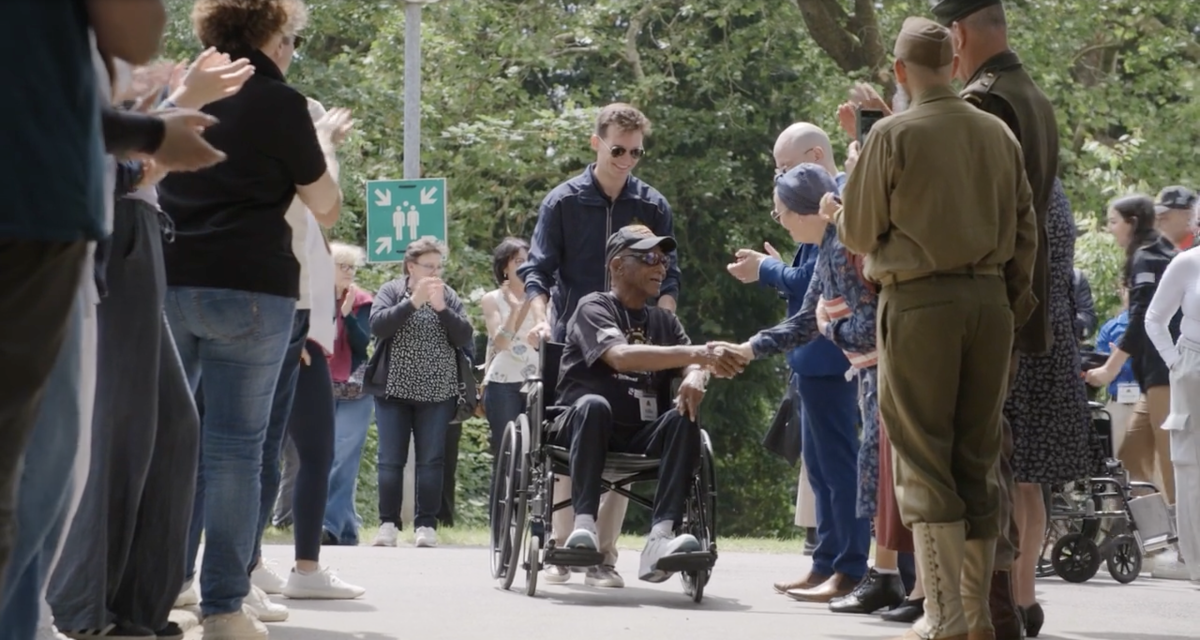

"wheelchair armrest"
[545,405,569,422]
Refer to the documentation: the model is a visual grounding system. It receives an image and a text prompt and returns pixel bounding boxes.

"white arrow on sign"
[420,186,439,205]
[374,189,392,207]
[374,236,393,256]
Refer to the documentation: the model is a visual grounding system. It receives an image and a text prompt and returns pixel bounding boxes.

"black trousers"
[284,340,336,561]
[0,240,86,603]
[48,199,200,632]
[553,395,700,527]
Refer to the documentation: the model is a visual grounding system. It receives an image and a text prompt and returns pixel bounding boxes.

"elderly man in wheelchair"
[548,226,746,584]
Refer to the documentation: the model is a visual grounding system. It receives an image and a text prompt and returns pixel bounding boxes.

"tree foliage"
[158,0,1198,536]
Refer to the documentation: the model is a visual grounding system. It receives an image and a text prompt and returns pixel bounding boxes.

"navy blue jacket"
[517,165,681,340]
[758,243,852,378]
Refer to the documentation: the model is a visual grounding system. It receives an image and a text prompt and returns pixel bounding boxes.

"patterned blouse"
[750,224,879,371]
[385,304,458,403]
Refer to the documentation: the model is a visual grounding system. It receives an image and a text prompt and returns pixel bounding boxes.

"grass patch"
[263,525,811,554]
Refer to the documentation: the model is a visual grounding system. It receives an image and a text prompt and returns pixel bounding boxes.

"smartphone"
[856,108,886,145]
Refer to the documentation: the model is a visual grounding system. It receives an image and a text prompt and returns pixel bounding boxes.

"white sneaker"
[585,564,626,588]
[414,526,438,548]
[174,579,199,608]
[638,530,701,583]
[202,606,268,640]
[35,626,70,640]
[250,560,287,595]
[543,565,571,584]
[372,523,399,547]
[282,566,366,600]
[564,528,599,551]
[244,585,289,623]
[1151,549,1191,581]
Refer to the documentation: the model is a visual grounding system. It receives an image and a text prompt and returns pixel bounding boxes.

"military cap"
[928,0,1003,26]
[893,17,954,69]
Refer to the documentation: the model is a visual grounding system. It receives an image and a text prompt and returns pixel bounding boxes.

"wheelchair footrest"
[544,548,605,568]
[654,551,716,573]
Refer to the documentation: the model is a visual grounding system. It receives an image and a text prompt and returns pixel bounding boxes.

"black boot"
[880,597,924,623]
[829,568,906,615]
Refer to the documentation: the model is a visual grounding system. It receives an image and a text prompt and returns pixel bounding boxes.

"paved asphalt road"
[178,543,1198,640]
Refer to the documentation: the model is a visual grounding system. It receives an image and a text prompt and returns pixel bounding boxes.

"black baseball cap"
[605,225,677,263]
[1154,186,1197,214]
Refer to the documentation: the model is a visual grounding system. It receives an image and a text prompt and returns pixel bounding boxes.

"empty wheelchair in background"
[488,341,718,601]
[1039,399,1177,584]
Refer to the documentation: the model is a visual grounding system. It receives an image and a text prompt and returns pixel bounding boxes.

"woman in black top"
[364,239,474,549]
[1087,195,1179,502]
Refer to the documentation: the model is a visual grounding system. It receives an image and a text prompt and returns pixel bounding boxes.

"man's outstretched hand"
[701,341,752,378]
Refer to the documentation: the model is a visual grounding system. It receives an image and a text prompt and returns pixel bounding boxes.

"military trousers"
[878,275,1013,538]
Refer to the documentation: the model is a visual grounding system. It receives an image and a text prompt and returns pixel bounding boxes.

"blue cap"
[775,163,837,215]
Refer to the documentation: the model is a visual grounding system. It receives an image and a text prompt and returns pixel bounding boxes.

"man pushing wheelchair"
[552,225,746,582]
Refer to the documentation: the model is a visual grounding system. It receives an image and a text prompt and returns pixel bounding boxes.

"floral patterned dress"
[752,224,881,518]
[1006,179,1106,483]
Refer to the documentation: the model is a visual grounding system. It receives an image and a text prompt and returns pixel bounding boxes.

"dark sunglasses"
[600,138,646,160]
[622,252,670,267]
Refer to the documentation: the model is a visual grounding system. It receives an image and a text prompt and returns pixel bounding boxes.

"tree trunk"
[793,0,895,98]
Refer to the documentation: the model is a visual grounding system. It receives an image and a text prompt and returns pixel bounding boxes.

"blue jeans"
[0,292,84,640]
[795,373,870,582]
[323,396,374,545]
[375,397,457,530]
[482,381,525,457]
[166,287,295,617]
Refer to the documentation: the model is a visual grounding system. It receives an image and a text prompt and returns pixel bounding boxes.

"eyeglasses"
[771,209,782,223]
[337,263,357,273]
[621,252,670,267]
[286,34,305,49]
[411,262,443,273]
[599,138,646,160]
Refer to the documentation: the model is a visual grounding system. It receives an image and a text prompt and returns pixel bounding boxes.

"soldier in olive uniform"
[930,2,1066,636]
[837,17,1038,640]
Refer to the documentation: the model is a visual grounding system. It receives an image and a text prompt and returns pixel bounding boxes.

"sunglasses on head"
[621,252,670,267]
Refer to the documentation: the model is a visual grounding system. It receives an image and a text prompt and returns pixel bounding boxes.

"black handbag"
[452,347,479,423]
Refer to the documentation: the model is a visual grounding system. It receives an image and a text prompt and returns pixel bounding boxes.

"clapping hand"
[341,284,358,317]
[168,47,255,109]
[727,249,768,284]
[316,107,355,147]
[427,278,447,311]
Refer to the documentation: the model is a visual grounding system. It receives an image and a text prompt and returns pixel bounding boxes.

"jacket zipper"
[603,202,614,291]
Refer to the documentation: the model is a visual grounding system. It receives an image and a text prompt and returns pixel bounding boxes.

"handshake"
[693,341,754,379]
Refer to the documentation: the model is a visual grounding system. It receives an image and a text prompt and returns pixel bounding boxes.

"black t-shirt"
[158,49,326,299]
[556,292,690,426]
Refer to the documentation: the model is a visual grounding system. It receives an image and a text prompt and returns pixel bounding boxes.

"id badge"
[636,390,658,421]
[1116,383,1139,404]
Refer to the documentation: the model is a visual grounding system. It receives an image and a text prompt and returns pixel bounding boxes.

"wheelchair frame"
[488,341,719,602]
[1039,402,1178,584]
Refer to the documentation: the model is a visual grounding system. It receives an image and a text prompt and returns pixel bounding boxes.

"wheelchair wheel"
[1106,534,1142,584]
[491,416,530,590]
[680,430,717,603]
[1051,532,1102,583]
[524,529,542,597]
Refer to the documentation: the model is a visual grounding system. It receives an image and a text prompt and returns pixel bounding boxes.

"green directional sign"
[364,177,448,263]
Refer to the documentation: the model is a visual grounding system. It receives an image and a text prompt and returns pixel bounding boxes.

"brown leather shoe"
[773,570,829,594]
[785,572,857,603]
[988,571,1025,640]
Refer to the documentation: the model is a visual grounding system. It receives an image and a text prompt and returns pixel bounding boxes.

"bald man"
[727,125,864,600]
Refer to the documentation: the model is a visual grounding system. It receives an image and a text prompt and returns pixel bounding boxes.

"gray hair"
[330,241,366,267]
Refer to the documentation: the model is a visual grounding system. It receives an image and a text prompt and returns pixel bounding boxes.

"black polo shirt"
[158,49,326,299]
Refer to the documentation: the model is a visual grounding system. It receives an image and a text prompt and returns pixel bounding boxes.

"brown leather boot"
[773,569,829,594]
[988,571,1025,640]
[785,572,857,603]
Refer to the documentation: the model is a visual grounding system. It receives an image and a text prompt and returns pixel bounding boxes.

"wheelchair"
[1037,386,1178,584]
[488,341,718,601]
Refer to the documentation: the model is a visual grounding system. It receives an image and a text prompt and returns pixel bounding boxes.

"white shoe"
[638,530,700,583]
[174,579,199,608]
[564,528,599,552]
[251,560,287,595]
[585,564,626,588]
[543,565,571,584]
[1151,549,1191,581]
[244,585,289,623]
[282,566,366,600]
[414,526,438,548]
[35,626,70,640]
[372,523,399,547]
[202,606,268,640]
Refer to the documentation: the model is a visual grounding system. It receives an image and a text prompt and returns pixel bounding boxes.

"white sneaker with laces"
[174,579,199,608]
[543,565,571,584]
[372,523,399,547]
[244,585,289,623]
[282,566,366,600]
[585,564,625,588]
[202,605,268,640]
[564,528,599,551]
[414,526,438,548]
[639,530,701,583]
[250,560,287,595]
